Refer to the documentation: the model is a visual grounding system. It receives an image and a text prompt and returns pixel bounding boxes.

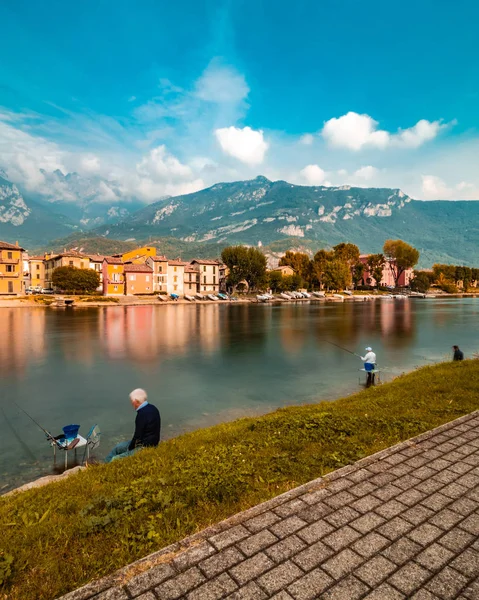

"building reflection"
[0,308,46,379]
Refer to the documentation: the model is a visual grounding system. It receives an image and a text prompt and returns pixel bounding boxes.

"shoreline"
[0,291,478,309]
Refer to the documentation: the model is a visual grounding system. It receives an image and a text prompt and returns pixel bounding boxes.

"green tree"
[410,271,431,293]
[52,266,100,293]
[333,242,360,265]
[366,253,385,289]
[267,270,283,293]
[279,251,312,286]
[221,245,267,292]
[352,262,365,288]
[312,249,334,288]
[281,273,302,291]
[322,259,352,291]
[432,264,456,283]
[383,240,420,287]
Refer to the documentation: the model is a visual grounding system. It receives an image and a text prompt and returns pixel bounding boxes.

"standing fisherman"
[361,346,377,386]
[452,345,464,361]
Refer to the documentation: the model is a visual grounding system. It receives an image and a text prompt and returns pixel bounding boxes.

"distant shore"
[0,291,478,309]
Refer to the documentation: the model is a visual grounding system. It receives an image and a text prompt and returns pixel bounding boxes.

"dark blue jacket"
[128,403,161,451]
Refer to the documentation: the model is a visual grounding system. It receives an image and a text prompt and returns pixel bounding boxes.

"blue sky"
[1,0,478,201]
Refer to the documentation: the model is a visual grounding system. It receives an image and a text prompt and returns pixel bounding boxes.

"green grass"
[1,361,478,599]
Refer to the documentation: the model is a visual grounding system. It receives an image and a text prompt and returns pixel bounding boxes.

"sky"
[0,0,478,203]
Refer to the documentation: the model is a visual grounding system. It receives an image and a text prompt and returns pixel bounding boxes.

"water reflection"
[0,298,477,491]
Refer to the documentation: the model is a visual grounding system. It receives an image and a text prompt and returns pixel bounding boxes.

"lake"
[1,298,478,492]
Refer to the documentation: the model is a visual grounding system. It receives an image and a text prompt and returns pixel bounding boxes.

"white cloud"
[421,175,479,200]
[137,145,193,181]
[81,155,101,172]
[195,61,249,104]
[215,126,268,165]
[300,164,327,185]
[322,111,448,151]
[299,133,314,145]
[354,165,378,180]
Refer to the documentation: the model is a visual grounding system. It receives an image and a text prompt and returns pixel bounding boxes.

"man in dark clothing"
[105,388,161,463]
[453,345,464,361]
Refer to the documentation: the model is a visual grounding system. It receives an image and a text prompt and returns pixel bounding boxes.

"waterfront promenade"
[59,411,479,600]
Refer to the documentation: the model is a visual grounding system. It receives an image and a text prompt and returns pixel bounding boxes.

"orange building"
[0,241,25,295]
[28,256,46,290]
[102,257,125,295]
[146,255,169,293]
[124,263,153,295]
[118,246,157,264]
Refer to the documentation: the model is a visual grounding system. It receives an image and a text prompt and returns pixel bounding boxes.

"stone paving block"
[134,592,156,600]
[351,494,383,514]
[154,567,206,600]
[321,574,369,600]
[448,496,477,516]
[323,490,356,509]
[225,581,267,600]
[269,515,307,539]
[384,453,407,466]
[362,583,406,599]
[375,499,407,519]
[440,482,469,499]
[352,531,390,558]
[407,522,443,546]
[377,515,414,540]
[256,561,303,595]
[414,466,438,480]
[381,537,422,566]
[92,589,129,600]
[373,483,403,502]
[348,467,374,481]
[324,506,360,528]
[355,555,397,587]
[243,511,281,533]
[273,498,309,518]
[448,462,475,475]
[394,474,422,490]
[199,547,245,579]
[186,572,237,600]
[427,458,453,471]
[459,513,479,535]
[415,542,456,571]
[438,529,474,553]
[387,562,432,596]
[429,507,465,530]
[425,566,469,599]
[126,563,176,597]
[300,488,331,506]
[451,548,479,578]
[458,454,478,467]
[415,478,445,495]
[460,577,479,600]
[264,534,307,564]
[291,540,334,571]
[296,519,335,544]
[322,548,364,579]
[269,593,294,600]
[387,464,412,478]
[326,477,354,493]
[395,488,426,507]
[405,456,431,468]
[349,481,377,498]
[401,504,435,525]
[296,502,332,523]
[173,542,216,572]
[409,591,442,600]
[322,524,362,551]
[228,553,275,586]
[370,472,397,486]
[210,525,250,550]
[457,472,479,488]
[287,567,334,600]
[237,529,278,557]
[350,511,386,534]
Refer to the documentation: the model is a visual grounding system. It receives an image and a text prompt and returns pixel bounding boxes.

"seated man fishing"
[360,346,377,387]
[105,388,161,463]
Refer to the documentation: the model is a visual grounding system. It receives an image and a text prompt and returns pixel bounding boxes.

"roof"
[124,264,153,273]
[184,265,198,273]
[190,258,220,265]
[104,256,123,264]
[48,250,87,260]
[87,254,105,262]
[168,260,187,266]
[28,256,44,261]
[149,255,168,262]
[273,265,295,272]
[0,241,25,251]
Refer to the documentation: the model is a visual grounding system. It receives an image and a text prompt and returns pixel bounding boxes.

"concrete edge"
[57,409,479,599]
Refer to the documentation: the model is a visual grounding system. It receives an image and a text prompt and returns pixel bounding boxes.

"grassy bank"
[1,361,478,599]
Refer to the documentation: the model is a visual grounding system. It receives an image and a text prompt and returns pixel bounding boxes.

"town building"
[184,264,199,295]
[189,259,220,293]
[88,254,105,291]
[117,246,157,263]
[44,250,89,289]
[0,241,25,295]
[124,263,154,295]
[167,260,186,295]
[359,255,413,288]
[102,257,125,295]
[272,265,295,276]
[28,256,46,290]
[146,256,169,294]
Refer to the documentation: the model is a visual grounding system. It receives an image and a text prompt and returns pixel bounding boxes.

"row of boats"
[159,292,234,302]
[257,291,415,302]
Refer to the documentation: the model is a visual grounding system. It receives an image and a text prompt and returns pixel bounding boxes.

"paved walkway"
[60,412,479,600]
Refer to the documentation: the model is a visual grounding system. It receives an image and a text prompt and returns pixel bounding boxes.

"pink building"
[359,254,413,288]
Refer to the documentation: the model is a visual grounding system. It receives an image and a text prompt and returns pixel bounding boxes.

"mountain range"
[1,170,478,267]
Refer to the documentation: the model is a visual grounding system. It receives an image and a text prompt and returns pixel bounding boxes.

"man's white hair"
[130,388,148,404]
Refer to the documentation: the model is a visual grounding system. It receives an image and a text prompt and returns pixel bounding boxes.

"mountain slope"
[94,176,479,267]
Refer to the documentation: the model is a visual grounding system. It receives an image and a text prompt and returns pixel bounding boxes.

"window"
[8,282,13,293]
[159,266,163,273]
[6,265,14,272]
[203,276,206,284]
[36,264,40,270]
[146,275,150,282]
[114,265,118,269]
[80,262,84,269]
[203,285,206,291]
[174,285,177,291]
[174,276,177,283]
[213,266,216,274]
[213,276,216,285]
[130,275,136,281]
[7,252,12,259]
[174,266,177,272]
[189,274,192,281]
[36,274,40,280]
[203,266,206,272]
[114,285,118,291]
[69,261,73,266]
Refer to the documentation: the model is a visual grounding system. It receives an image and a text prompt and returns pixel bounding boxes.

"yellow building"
[102,257,125,295]
[118,246,157,264]
[44,250,89,289]
[28,256,46,290]
[0,241,25,295]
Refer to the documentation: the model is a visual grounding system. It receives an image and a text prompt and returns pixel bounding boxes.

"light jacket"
[361,351,377,364]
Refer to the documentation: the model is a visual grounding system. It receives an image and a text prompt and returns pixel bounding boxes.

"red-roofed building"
[0,240,25,295]
[124,263,153,295]
[146,255,169,294]
[167,260,186,296]
[102,257,125,295]
[189,259,220,293]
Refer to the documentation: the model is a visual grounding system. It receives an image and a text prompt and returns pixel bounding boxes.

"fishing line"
[1,406,36,461]
[14,402,58,444]
[324,340,362,358]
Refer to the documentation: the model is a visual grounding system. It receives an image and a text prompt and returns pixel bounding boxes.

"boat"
[343,290,353,296]
[280,292,291,300]
[333,294,345,301]
[301,292,312,298]
[217,293,229,300]
[157,294,167,301]
[185,295,196,302]
[195,293,205,300]
[313,291,325,298]
[256,294,268,302]
[170,293,180,301]
[207,294,218,301]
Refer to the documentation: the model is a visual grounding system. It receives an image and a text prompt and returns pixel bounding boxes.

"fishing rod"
[325,340,362,358]
[14,402,58,445]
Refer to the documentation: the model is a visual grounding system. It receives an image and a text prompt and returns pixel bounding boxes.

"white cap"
[365,347,372,351]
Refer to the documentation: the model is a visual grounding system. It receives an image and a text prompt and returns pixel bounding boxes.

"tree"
[432,264,456,283]
[366,253,385,289]
[383,240,419,287]
[333,243,360,265]
[312,249,334,288]
[267,270,283,292]
[279,251,312,286]
[410,270,431,293]
[322,259,352,291]
[281,273,302,291]
[221,245,267,292]
[352,262,365,288]
[52,266,100,293]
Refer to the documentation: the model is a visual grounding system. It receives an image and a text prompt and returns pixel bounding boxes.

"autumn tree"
[410,270,432,293]
[279,251,312,286]
[352,262,365,288]
[52,266,100,293]
[322,259,352,291]
[383,240,419,287]
[333,242,360,265]
[311,249,334,288]
[221,245,267,292]
[267,270,283,292]
[366,253,385,289]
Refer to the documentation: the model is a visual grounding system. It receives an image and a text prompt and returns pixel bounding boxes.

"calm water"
[1,298,478,491]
